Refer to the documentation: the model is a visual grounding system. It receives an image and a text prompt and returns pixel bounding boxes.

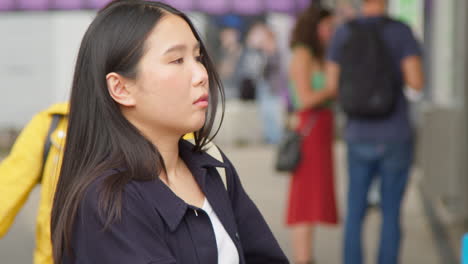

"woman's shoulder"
[79,169,164,229]
[290,45,319,67]
[291,44,314,57]
[81,169,146,210]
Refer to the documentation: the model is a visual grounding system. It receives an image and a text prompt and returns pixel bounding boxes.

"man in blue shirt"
[325,0,424,263]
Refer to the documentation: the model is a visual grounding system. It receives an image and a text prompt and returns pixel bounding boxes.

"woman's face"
[317,16,335,46]
[124,14,209,137]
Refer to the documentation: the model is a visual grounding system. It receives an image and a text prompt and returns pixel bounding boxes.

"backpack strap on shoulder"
[40,114,63,183]
[204,141,227,191]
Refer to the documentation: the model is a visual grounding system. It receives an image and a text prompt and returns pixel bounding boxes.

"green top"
[289,71,329,110]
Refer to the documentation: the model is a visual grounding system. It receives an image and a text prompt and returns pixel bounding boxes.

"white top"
[202,199,240,264]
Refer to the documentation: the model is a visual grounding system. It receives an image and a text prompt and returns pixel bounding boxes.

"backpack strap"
[39,114,62,183]
[204,141,227,191]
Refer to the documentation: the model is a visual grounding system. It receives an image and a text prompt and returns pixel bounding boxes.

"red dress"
[286,108,338,225]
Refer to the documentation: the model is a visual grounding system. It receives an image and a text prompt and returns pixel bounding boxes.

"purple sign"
[17,0,49,10]
[0,0,313,13]
[52,0,83,9]
[297,0,311,12]
[265,0,296,13]
[232,0,263,15]
[198,0,229,14]
[88,0,109,9]
[0,0,15,10]
[159,0,193,10]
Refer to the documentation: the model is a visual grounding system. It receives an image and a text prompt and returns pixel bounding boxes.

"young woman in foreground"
[51,1,288,263]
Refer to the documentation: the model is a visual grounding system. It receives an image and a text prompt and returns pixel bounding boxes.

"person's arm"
[289,46,335,110]
[0,112,50,237]
[400,25,424,92]
[223,154,289,264]
[323,60,340,99]
[323,24,349,101]
[66,181,175,263]
[402,55,423,91]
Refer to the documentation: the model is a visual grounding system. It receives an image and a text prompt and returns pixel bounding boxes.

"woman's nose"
[192,61,208,87]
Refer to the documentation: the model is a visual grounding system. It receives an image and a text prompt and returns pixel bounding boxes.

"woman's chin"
[184,117,206,134]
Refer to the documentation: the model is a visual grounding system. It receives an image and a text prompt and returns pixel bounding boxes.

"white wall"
[0,11,93,128]
[51,12,95,103]
[430,0,456,107]
[0,13,53,127]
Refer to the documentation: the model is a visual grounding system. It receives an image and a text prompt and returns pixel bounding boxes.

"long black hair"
[51,0,224,262]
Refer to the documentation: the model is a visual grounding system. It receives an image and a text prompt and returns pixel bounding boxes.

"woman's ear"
[106,72,136,107]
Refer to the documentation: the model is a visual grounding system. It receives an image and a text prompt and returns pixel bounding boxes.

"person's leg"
[377,141,413,264]
[368,177,381,209]
[344,142,379,264]
[268,95,284,144]
[257,80,283,144]
[291,224,315,263]
[257,80,271,143]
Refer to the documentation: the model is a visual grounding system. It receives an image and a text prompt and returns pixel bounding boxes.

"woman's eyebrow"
[164,42,200,55]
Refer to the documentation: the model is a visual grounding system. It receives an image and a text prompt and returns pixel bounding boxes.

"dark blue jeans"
[344,140,413,264]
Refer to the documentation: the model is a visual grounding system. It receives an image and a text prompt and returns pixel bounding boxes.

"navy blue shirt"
[327,16,422,142]
[64,140,288,264]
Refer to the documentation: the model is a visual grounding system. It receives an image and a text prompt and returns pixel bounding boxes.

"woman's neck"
[155,137,181,178]
[362,3,386,17]
[134,123,183,181]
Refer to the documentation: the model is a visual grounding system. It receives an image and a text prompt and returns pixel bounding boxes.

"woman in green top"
[285,5,338,264]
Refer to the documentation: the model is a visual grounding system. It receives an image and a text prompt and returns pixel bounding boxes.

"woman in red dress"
[286,5,338,264]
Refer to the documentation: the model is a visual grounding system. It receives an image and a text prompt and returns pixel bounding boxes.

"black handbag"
[275,114,316,172]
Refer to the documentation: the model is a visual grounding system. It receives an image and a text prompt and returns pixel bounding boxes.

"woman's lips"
[194,95,209,108]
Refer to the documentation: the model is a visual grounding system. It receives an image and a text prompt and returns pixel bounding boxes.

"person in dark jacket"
[326,0,424,263]
[50,1,289,263]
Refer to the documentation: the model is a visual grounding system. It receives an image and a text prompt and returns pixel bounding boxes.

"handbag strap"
[299,113,317,137]
[284,110,320,137]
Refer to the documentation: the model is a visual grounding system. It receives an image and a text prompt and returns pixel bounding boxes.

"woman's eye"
[172,58,184,64]
[196,54,203,62]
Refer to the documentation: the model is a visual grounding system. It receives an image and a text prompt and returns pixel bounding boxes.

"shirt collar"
[178,139,226,170]
[136,139,226,232]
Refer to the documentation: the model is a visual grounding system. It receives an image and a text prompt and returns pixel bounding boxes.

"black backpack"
[338,18,398,119]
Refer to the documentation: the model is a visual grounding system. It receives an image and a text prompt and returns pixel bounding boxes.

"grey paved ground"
[0,142,440,264]
[223,142,439,264]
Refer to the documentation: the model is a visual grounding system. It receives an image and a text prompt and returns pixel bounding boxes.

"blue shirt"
[64,140,289,264]
[327,16,422,142]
